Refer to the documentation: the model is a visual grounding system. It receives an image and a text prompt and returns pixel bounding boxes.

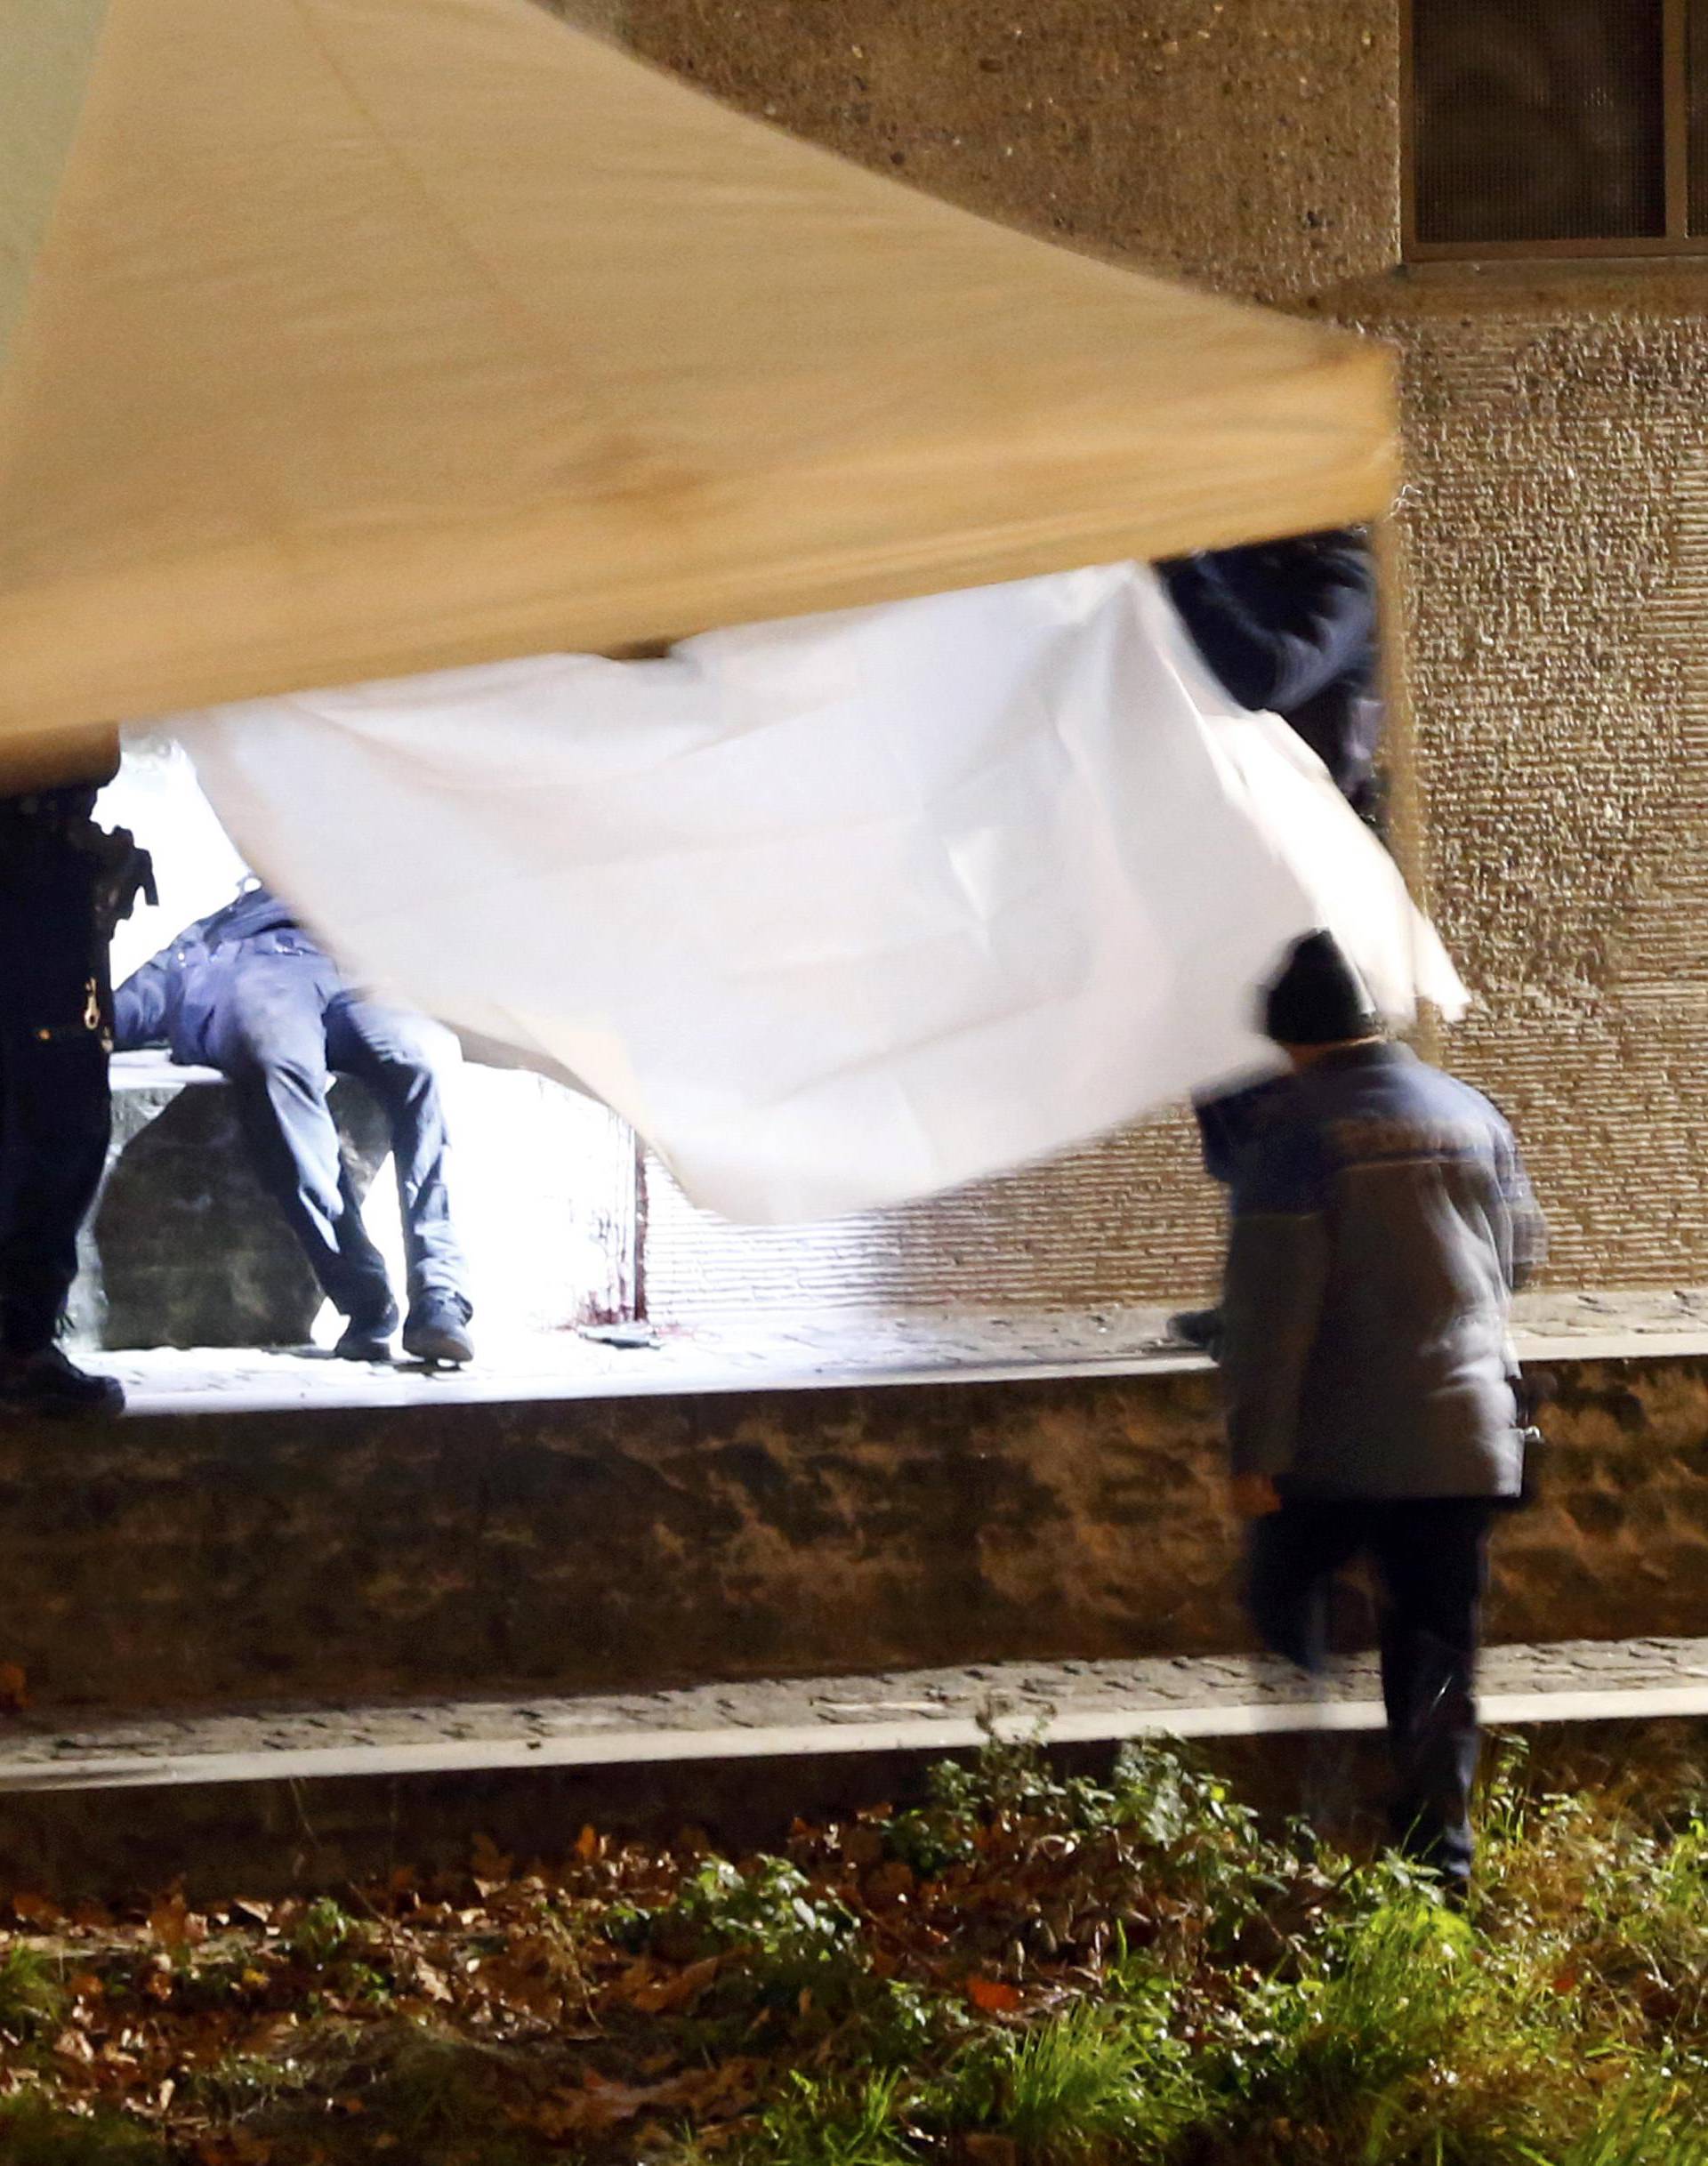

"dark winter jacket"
[112,888,323,1067]
[1220,1042,1545,1500]
[1193,1075,1296,1188]
[1159,530,1382,810]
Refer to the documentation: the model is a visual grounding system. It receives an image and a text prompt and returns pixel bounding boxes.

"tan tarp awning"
[0,0,1396,784]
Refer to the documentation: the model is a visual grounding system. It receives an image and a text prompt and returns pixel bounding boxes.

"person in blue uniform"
[0,744,153,1418]
[1221,931,1545,1897]
[113,886,474,1365]
[1160,527,1382,820]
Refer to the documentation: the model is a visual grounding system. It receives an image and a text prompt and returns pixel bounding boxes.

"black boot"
[334,1299,400,1362]
[1168,1308,1224,1359]
[0,1346,125,1419]
[402,1292,473,1367]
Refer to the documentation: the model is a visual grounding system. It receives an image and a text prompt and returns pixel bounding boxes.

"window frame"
[1401,0,1706,260]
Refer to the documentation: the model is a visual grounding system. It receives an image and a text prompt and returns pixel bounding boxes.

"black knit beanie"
[1261,930,1380,1047]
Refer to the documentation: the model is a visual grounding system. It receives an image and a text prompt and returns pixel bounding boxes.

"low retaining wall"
[1,1353,1704,1712]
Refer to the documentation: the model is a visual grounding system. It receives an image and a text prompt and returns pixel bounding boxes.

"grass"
[2,1736,1708,2162]
[0,1942,66,2039]
[0,2097,165,2164]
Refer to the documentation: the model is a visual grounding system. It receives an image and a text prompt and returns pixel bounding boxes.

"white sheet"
[172,563,1464,1225]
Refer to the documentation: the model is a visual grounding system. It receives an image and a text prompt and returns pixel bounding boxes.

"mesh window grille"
[1691,0,1708,232]
[1412,0,1667,246]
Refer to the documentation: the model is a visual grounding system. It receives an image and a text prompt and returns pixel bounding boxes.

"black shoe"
[0,1347,125,1420]
[402,1294,473,1367]
[1168,1308,1224,1359]
[334,1303,399,1362]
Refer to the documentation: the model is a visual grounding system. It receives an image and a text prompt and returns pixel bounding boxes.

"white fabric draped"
[172,564,1464,1225]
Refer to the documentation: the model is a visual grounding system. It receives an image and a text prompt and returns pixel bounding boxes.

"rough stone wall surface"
[1358,277,1708,1286]
[608,1,1708,1317]
[620,0,1398,302]
[641,1126,1224,1325]
[2,1356,1703,1711]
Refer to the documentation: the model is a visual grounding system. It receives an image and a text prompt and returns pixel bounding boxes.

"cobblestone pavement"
[98,1285,1708,1416]
[4,1636,1706,1789]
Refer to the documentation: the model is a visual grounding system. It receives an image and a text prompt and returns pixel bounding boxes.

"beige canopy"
[0,0,1396,785]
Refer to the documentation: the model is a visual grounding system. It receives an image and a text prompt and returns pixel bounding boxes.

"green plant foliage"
[284,1895,357,1969]
[7,1735,1708,2163]
[939,1998,1190,2161]
[0,2097,165,2163]
[0,1944,67,2041]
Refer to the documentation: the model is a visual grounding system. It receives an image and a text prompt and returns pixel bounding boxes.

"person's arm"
[110,952,173,1051]
[1219,1128,1331,1501]
[1463,1085,1546,1295]
[1162,539,1374,718]
[1495,1129,1547,1293]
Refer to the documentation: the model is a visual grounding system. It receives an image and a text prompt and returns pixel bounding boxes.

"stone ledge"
[90,1284,1708,1416]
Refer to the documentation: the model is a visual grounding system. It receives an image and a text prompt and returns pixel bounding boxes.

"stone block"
[67,1052,640,1350]
[68,1059,388,1350]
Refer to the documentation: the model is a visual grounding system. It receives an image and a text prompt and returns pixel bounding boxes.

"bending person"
[114,885,473,1365]
[1159,527,1382,820]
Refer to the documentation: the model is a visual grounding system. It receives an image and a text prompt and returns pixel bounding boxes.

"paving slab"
[5,1636,1708,1794]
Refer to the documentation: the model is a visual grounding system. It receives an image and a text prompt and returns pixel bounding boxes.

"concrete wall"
[610,0,1708,1320]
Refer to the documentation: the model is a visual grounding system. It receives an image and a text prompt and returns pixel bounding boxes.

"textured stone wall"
[1362,277,1708,1285]
[608,0,1708,1319]
[1,1354,1702,1711]
[642,1130,1224,1325]
[621,0,1399,303]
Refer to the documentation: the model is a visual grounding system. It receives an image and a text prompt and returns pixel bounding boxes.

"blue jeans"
[1245,1496,1495,1884]
[208,949,468,1323]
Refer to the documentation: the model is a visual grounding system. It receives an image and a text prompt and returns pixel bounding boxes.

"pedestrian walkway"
[6,1636,1706,1795]
[93,1284,1708,1418]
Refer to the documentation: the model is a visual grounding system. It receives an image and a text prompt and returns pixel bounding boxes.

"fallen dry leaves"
[0,1789,1180,2163]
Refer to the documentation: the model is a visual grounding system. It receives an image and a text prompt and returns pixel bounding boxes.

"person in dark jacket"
[0,739,152,1419]
[1221,931,1544,1896]
[1162,527,1383,1357]
[1159,528,1382,817]
[113,886,473,1365]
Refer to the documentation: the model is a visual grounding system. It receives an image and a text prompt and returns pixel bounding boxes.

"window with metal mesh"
[1410,0,1668,249]
[1690,0,1708,232]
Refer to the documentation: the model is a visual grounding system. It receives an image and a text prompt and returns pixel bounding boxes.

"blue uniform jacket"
[1221,1042,1545,1500]
[112,888,320,1067]
[1159,531,1382,807]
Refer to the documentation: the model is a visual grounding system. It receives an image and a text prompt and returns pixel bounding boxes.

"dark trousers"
[0,813,111,1357]
[208,952,468,1323]
[1245,1496,1496,1883]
